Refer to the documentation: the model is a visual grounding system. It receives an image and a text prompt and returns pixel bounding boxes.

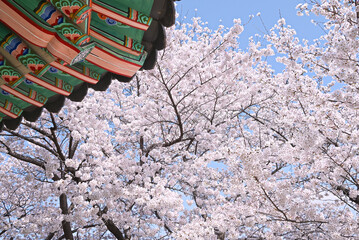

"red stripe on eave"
[87,10,92,33]
[1,85,44,107]
[0,19,42,47]
[92,3,149,31]
[93,46,142,68]
[3,0,54,35]
[0,107,18,118]
[26,74,71,96]
[51,62,98,84]
[0,19,51,49]
[3,0,81,54]
[90,29,141,56]
[54,34,80,54]
[86,58,132,78]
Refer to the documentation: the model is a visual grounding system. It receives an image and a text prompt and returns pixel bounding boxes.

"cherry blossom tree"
[1,0,359,239]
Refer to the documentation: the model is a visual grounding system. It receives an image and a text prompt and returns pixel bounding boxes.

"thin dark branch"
[0,140,45,169]
[57,224,100,240]
[21,121,53,138]
[155,211,173,234]
[4,128,58,156]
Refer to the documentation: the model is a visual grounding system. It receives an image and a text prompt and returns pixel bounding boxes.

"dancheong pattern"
[48,0,91,24]
[0,0,176,129]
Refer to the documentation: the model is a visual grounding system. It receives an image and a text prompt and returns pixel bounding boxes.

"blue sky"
[175,0,323,45]
[174,1,341,87]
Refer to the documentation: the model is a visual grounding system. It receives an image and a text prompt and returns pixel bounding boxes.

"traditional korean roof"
[0,0,176,130]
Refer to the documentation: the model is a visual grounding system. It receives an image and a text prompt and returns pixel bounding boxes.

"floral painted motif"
[35,1,64,26]
[105,18,117,26]
[18,54,46,74]
[0,0,155,122]
[0,34,29,60]
[48,0,91,23]
[97,13,129,28]
[48,67,59,74]
[24,79,33,85]
[1,90,10,96]
[54,23,91,45]
[0,66,21,86]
